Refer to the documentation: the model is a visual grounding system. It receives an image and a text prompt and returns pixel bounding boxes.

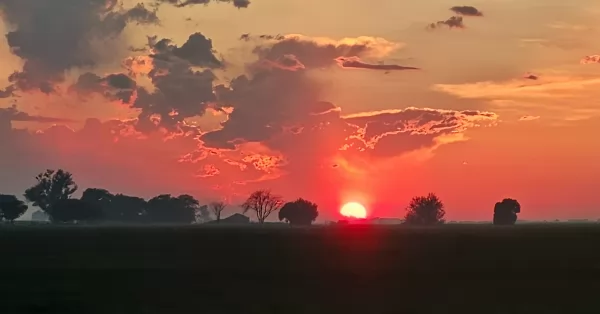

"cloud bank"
[0,1,499,215]
[0,0,159,94]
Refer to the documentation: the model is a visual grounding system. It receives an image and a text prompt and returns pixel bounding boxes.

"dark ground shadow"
[1,224,599,314]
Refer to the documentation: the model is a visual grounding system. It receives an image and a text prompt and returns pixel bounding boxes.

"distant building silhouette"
[31,210,49,222]
[334,217,404,225]
[369,217,404,225]
[210,213,250,224]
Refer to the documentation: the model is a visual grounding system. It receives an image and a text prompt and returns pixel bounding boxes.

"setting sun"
[340,202,367,219]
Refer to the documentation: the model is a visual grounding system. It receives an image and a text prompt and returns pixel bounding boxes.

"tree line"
[0,168,522,226]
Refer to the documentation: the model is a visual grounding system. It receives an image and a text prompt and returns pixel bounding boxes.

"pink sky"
[1,0,599,221]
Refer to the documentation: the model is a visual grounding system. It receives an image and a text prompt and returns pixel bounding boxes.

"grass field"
[2,223,600,313]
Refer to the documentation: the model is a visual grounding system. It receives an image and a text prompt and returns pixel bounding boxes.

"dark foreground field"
[2,224,600,314]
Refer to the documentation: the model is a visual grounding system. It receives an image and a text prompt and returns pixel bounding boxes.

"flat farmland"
[1,224,599,314]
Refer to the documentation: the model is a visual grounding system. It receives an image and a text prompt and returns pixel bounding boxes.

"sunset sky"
[1,0,599,221]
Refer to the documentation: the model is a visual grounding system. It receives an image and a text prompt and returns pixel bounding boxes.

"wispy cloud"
[335,57,419,71]
[428,16,465,30]
[450,6,483,17]
[581,55,600,64]
[519,115,540,121]
[434,75,600,120]
[0,105,75,123]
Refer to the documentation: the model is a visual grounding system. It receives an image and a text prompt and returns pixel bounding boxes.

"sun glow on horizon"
[340,202,367,219]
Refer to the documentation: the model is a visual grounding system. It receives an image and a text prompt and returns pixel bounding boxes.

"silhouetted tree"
[146,194,199,224]
[404,193,446,225]
[82,189,148,223]
[196,204,211,223]
[81,188,113,211]
[111,194,148,222]
[51,199,103,223]
[24,169,77,221]
[242,190,283,223]
[210,201,226,223]
[279,198,319,226]
[493,198,521,225]
[0,194,28,223]
[31,210,49,222]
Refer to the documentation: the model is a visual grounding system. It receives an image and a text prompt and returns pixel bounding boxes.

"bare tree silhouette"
[242,190,283,223]
[210,201,226,223]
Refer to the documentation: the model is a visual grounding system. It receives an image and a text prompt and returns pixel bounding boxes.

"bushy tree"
[493,198,521,225]
[81,188,148,223]
[404,193,446,225]
[0,194,28,223]
[81,188,113,211]
[24,169,77,220]
[279,198,319,226]
[242,190,283,223]
[111,194,148,222]
[51,199,103,223]
[146,194,199,224]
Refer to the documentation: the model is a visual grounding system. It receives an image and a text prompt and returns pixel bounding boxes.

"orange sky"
[1,0,599,221]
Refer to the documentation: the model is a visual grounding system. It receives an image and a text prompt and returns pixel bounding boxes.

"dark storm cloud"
[0,86,16,98]
[131,33,399,136]
[71,73,106,94]
[156,0,250,8]
[105,73,137,90]
[70,72,137,103]
[202,69,321,149]
[125,3,160,24]
[335,57,420,71]
[251,35,381,69]
[263,106,498,165]
[450,6,483,16]
[70,32,224,131]
[203,66,479,161]
[132,58,217,131]
[0,0,159,94]
[67,32,222,131]
[7,61,60,94]
[201,34,408,149]
[428,16,465,29]
[524,73,539,80]
[0,105,75,124]
[148,33,223,68]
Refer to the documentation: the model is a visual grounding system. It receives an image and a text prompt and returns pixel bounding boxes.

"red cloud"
[0,30,500,219]
[581,55,600,64]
